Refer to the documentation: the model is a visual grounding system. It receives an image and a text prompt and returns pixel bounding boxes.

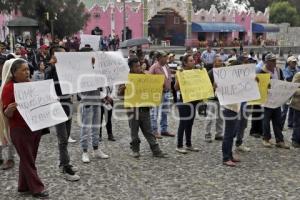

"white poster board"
[213,64,260,105]
[55,51,129,94]
[263,79,300,108]
[14,80,68,131]
[80,34,100,51]
[94,51,129,87]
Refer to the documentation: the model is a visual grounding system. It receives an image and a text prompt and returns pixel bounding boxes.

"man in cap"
[257,53,290,149]
[281,56,300,130]
[149,51,175,138]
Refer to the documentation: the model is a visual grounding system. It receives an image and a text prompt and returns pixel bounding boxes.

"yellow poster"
[177,69,214,103]
[124,74,164,107]
[248,74,271,105]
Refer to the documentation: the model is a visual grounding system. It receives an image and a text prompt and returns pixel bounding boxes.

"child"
[118,57,166,158]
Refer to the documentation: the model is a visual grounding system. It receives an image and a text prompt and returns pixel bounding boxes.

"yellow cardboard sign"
[248,74,271,105]
[177,69,214,103]
[124,74,164,107]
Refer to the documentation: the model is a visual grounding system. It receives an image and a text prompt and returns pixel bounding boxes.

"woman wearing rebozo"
[0,58,48,198]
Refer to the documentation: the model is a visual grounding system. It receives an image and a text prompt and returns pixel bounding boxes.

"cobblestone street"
[1,104,300,200]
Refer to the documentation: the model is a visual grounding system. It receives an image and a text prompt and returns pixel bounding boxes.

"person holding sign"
[205,56,224,143]
[174,55,200,154]
[257,53,290,149]
[45,46,80,181]
[289,72,300,148]
[118,57,167,158]
[149,51,175,138]
[0,58,48,198]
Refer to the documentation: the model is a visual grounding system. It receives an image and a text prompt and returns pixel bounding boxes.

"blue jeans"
[150,92,170,133]
[292,109,300,143]
[263,107,284,143]
[281,104,294,129]
[222,108,239,162]
[80,105,101,151]
[235,104,249,147]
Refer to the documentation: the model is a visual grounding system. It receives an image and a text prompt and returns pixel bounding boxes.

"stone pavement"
[1,104,300,200]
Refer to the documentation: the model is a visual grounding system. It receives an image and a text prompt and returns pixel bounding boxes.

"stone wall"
[267,23,300,46]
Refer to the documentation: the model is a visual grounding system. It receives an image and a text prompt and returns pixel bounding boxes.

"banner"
[248,74,271,105]
[14,80,68,131]
[176,69,214,103]
[124,74,164,107]
[80,34,101,51]
[263,79,300,108]
[213,64,260,105]
[55,51,129,94]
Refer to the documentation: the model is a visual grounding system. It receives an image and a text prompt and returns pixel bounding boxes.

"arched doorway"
[122,27,132,41]
[148,8,186,46]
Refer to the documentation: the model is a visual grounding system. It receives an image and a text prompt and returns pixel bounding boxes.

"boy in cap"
[118,57,167,158]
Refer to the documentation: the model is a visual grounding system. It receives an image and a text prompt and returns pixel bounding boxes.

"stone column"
[143,0,148,38]
[185,0,192,44]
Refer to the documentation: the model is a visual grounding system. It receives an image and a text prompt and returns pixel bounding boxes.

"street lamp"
[122,0,126,41]
[45,12,57,42]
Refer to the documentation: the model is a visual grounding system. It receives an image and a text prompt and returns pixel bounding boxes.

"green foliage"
[269,1,300,26]
[0,0,90,38]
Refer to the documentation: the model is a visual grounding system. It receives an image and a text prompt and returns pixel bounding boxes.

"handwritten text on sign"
[177,69,214,103]
[263,80,300,108]
[14,80,68,131]
[124,74,164,108]
[213,64,260,105]
[55,51,129,94]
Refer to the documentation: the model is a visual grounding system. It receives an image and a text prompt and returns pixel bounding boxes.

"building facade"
[0,0,280,47]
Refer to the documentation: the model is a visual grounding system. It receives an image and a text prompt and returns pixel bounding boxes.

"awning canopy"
[252,23,279,33]
[7,17,39,27]
[192,22,246,33]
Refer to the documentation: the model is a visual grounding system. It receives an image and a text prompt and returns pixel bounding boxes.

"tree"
[0,0,90,38]
[235,0,300,13]
[269,1,300,26]
[192,0,230,11]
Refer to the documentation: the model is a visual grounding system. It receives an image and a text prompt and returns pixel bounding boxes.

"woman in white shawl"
[1,58,48,198]
[0,58,16,170]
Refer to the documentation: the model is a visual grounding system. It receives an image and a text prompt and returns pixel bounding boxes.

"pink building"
[82,0,143,40]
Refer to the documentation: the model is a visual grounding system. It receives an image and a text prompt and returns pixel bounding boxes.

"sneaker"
[186,146,200,152]
[250,133,262,138]
[131,151,140,158]
[32,190,49,199]
[214,135,223,141]
[176,148,188,154]
[275,142,290,149]
[59,165,78,173]
[68,137,77,143]
[236,144,251,152]
[153,151,167,158]
[292,141,300,148]
[0,159,14,170]
[82,153,90,163]
[154,132,163,139]
[62,165,80,182]
[161,132,175,137]
[108,136,116,141]
[262,140,273,148]
[93,149,109,159]
[205,134,212,143]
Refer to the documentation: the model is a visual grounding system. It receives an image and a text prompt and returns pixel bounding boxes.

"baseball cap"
[265,53,276,61]
[40,44,49,50]
[287,56,297,63]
